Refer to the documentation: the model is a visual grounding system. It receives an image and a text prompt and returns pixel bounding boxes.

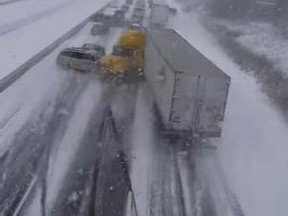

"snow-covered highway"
[1,0,288,216]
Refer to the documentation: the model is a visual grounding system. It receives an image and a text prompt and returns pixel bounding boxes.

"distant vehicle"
[126,0,133,5]
[128,23,142,31]
[110,10,126,26]
[57,44,105,72]
[90,23,109,36]
[150,0,165,7]
[121,4,129,12]
[114,9,126,20]
[136,0,145,6]
[135,2,145,9]
[109,0,119,8]
[150,2,169,28]
[133,7,145,16]
[91,8,115,23]
[131,7,145,24]
[253,0,277,17]
[169,7,177,14]
[98,29,146,82]
[131,14,144,24]
[82,43,106,52]
[91,8,126,27]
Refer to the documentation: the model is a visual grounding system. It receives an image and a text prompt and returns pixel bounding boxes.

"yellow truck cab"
[99,29,146,80]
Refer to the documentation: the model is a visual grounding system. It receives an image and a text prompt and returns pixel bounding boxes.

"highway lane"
[18,83,140,216]
[0,1,72,36]
[0,71,97,215]
[0,17,124,215]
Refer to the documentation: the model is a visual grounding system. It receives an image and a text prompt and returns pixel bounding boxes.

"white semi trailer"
[253,0,277,16]
[149,1,170,28]
[144,28,231,138]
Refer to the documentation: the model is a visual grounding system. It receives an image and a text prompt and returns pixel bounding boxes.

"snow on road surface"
[215,20,288,77]
[0,0,109,80]
[0,1,124,157]
[0,16,125,178]
[0,1,72,37]
[0,20,126,213]
[0,0,24,5]
[130,84,156,216]
[0,20,113,214]
[45,27,125,214]
[3,0,288,215]
[0,21,98,157]
[0,0,72,33]
[46,79,103,213]
[170,3,288,216]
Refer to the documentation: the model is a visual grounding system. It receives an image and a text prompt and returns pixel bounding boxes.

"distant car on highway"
[56,44,105,72]
[128,23,142,31]
[121,4,129,12]
[90,23,109,36]
[82,43,105,52]
[169,7,177,14]
[91,8,126,27]
[109,0,119,8]
[131,7,145,24]
[114,9,126,20]
[150,2,169,28]
[126,0,133,5]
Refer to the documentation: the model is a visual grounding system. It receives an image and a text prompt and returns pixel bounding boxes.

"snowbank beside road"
[0,0,109,80]
[0,0,21,5]
[170,9,288,216]
[0,0,73,37]
[215,20,288,77]
[0,0,71,27]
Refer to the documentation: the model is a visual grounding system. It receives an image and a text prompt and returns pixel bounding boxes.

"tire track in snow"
[0,71,89,216]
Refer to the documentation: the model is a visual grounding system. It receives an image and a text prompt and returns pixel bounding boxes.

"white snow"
[1,0,288,215]
[46,79,102,212]
[0,0,109,79]
[215,20,288,76]
[0,0,20,4]
[0,0,127,209]
[0,19,113,158]
[0,51,65,157]
[12,22,123,214]
[0,0,20,3]
[0,0,72,27]
[130,84,156,216]
[170,3,288,216]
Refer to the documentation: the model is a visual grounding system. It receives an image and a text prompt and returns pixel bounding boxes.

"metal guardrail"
[0,3,109,93]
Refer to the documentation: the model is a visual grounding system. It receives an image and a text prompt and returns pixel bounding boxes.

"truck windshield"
[112,46,134,57]
[70,52,96,61]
